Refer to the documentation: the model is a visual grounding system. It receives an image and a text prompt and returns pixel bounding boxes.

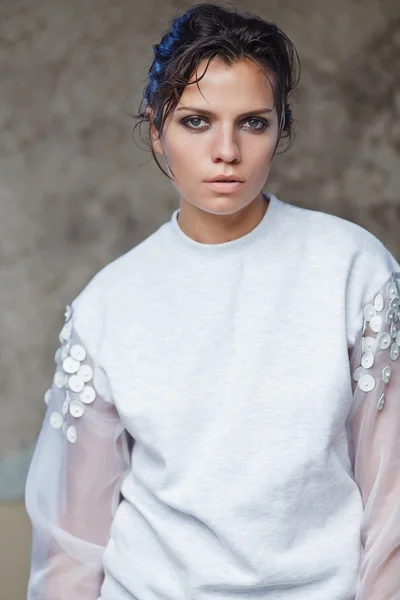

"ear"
[146,107,164,156]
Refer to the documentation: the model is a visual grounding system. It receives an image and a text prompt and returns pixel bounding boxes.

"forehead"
[179,56,275,111]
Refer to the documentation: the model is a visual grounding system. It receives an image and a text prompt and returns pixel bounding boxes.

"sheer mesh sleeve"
[25,303,132,600]
[347,270,400,599]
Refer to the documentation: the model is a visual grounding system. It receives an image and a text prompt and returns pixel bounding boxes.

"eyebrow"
[175,106,273,117]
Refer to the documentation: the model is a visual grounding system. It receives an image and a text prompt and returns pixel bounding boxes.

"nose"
[211,124,241,164]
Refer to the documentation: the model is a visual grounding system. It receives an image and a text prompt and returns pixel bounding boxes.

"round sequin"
[358,373,376,392]
[44,389,52,406]
[67,374,85,393]
[59,320,72,344]
[363,304,376,322]
[66,426,77,444]
[78,364,93,383]
[386,309,395,325]
[69,399,85,418]
[361,352,374,369]
[362,319,367,334]
[390,343,399,361]
[377,393,385,411]
[378,332,391,350]
[50,412,63,429]
[396,331,400,346]
[390,322,398,339]
[382,366,391,383]
[61,342,71,361]
[374,294,384,312]
[62,397,70,415]
[62,356,80,375]
[54,371,66,389]
[370,315,382,333]
[390,297,400,310]
[362,337,375,352]
[353,366,365,382]
[80,385,96,404]
[387,281,398,300]
[70,344,86,362]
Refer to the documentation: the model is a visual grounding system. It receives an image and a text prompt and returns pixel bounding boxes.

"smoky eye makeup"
[179,115,270,132]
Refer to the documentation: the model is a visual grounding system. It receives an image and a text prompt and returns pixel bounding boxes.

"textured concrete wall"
[1,0,400,500]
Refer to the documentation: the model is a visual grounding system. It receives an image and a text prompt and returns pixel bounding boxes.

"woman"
[25,4,400,599]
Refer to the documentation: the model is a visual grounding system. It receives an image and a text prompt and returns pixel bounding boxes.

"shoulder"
[285,203,399,347]
[281,199,398,277]
[286,200,386,259]
[70,222,167,342]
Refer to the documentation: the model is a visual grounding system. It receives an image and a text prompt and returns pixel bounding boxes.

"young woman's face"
[152,56,280,216]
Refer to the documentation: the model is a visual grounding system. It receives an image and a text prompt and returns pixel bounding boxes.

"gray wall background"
[1,0,400,500]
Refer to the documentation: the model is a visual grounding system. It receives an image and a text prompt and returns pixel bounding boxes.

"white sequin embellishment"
[387,281,398,299]
[390,344,399,361]
[353,366,364,382]
[80,385,96,404]
[382,365,392,383]
[54,371,66,389]
[359,374,376,392]
[356,275,400,398]
[362,336,375,352]
[50,412,63,429]
[44,389,52,406]
[386,308,395,325]
[370,315,382,333]
[62,397,70,415]
[68,374,85,393]
[70,344,87,362]
[69,399,85,418]
[374,294,384,312]
[77,364,93,383]
[62,356,80,374]
[363,304,376,321]
[361,352,374,369]
[61,342,71,361]
[66,426,77,443]
[59,320,73,344]
[378,332,391,350]
[47,304,102,443]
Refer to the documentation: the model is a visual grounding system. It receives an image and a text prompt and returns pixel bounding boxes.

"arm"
[25,303,132,599]
[347,271,400,599]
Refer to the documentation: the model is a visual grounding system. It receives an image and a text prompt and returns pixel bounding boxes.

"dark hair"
[133,3,301,180]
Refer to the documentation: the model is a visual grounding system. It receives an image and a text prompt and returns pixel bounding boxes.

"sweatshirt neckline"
[168,192,279,256]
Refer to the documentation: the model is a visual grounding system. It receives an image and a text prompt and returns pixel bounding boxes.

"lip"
[204,180,244,193]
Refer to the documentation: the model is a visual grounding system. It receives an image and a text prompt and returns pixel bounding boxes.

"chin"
[196,197,248,215]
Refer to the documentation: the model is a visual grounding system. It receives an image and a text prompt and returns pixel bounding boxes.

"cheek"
[164,132,202,168]
[243,139,274,169]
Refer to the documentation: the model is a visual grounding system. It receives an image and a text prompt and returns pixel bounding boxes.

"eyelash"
[180,116,269,133]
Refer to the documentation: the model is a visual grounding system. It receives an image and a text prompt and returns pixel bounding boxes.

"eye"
[179,115,270,132]
[243,118,269,131]
[180,116,208,130]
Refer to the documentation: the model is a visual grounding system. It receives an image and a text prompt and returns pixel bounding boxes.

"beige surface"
[0,502,31,600]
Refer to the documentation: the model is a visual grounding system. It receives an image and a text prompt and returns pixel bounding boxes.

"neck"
[177,193,269,245]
